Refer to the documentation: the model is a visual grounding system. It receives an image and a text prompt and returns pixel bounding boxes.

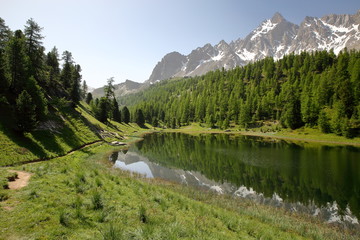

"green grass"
[0,102,155,167]
[0,104,101,166]
[165,122,360,146]
[0,143,357,239]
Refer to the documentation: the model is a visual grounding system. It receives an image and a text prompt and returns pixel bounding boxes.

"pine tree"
[86,92,93,104]
[95,97,108,123]
[335,50,353,117]
[6,30,29,95]
[205,114,215,128]
[0,18,10,94]
[135,109,145,126]
[239,101,251,127]
[282,98,303,130]
[70,64,81,105]
[60,51,73,90]
[171,117,177,129]
[222,117,230,130]
[46,47,60,89]
[318,109,331,133]
[330,102,345,135]
[26,76,48,120]
[104,77,115,100]
[81,80,88,100]
[122,106,130,124]
[112,98,121,123]
[15,90,37,132]
[24,18,44,80]
[351,59,360,103]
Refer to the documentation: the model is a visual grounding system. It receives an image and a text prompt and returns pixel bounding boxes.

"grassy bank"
[1,143,357,239]
[164,123,360,146]
[0,102,153,167]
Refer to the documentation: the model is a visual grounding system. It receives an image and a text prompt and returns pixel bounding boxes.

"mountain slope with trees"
[0,17,135,166]
[121,49,360,138]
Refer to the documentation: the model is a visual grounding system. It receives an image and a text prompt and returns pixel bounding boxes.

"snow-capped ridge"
[147,10,360,83]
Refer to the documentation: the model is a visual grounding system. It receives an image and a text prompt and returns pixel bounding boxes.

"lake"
[110,132,360,228]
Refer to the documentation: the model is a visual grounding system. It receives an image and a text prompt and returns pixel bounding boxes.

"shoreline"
[160,126,360,147]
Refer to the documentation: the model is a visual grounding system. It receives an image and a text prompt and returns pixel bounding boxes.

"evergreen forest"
[0,17,127,133]
[120,50,360,138]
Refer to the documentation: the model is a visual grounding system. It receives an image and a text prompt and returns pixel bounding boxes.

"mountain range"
[93,10,360,96]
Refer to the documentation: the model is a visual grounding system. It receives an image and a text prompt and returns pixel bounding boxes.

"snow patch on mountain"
[236,49,256,61]
[251,20,278,40]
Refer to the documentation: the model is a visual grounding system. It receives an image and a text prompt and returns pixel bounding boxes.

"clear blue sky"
[1,0,359,88]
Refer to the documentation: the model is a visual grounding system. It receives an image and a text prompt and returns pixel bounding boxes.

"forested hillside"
[121,50,360,137]
[0,17,88,132]
[0,18,129,166]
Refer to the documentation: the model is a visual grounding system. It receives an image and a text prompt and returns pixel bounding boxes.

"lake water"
[110,132,360,228]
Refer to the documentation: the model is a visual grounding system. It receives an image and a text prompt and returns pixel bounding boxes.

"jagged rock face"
[148,52,187,83]
[148,10,360,83]
[290,12,360,54]
[234,12,299,61]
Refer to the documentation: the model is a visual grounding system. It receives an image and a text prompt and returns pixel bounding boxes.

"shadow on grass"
[0,104,101,166]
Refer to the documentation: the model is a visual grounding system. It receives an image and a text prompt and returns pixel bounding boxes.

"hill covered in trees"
[120,49,360,138]
[0,17,88,133]
[0,17,137,166]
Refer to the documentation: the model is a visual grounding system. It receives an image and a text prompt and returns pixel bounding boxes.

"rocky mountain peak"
[147,51,186,83]
[147,10,360,84]
[271,12,285,23]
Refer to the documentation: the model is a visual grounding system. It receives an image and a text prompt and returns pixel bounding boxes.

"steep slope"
[291,11,360,54]
[147,52,187,83]
[148,10,360,83]
[233,12,299,61]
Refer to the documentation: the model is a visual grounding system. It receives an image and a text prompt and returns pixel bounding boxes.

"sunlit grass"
[165,122,360,146]
[0,143,357,239]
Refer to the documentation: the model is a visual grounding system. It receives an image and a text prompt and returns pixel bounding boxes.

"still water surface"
[110,132,360,227]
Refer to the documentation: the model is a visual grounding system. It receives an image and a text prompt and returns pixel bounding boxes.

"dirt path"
[7,170,32,190]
